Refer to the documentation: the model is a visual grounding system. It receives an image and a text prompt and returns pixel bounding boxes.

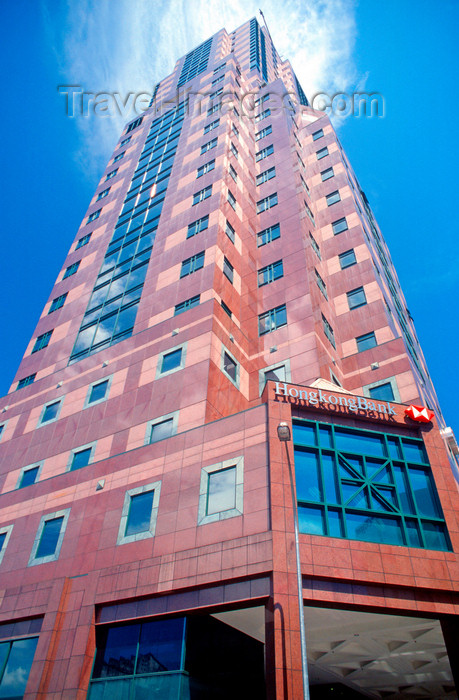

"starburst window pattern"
[292,420,451,551]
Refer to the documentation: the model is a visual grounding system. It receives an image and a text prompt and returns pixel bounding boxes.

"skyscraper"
[0,15,457,699]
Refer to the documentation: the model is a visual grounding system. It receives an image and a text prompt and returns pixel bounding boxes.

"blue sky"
[1,0,458,436]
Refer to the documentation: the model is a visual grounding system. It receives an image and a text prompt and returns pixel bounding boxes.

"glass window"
[230,142,238,159]
[17,374,36,390]
[105,168,118,180]
[192,185,212,205]
[315,269,328,299]
[203,118,219,134]
[161,349,182,373]
[304,200,315,224]
[309,233,321,259]
[321,167,334,181]
[256,192,278,213]
[257,223,280,246]
[87,208,102,222]
[197,160,215,178]
[32,330,52,354]
[256,167,276,185]
[207,467,236,515]
[200,138,217,154]
[258,304,287,335]
[255,144,274,161]
[356,331,377,352]
[126,490,155,537]
[76,233,92,249]
[18,465,40,488]
[36,517,64,558]
[113,152,124,163]
[225,220,235,243]
[70,447,93,471]
[40,400,61,424]
[223,257,233,283]
[117,482,161,545]
[264,365,286,382]
[322,314,335,348]
[229,164,238,182]
[150,418,174,443]
[63,261,80,279]
[174,295,200,315]
[222,351,238,384]
[220,300,232,317]
[369,382,395,402]
[292,419,451,551]
[180,251,204,277]
[91,618,184,683]
[312,128,324,140]
[326,190,341,206]
[347,286,367,309]
[332,218,348,235]
[258,260,283,286]
[339,249,356,269]
[49,293,67,313]
[227,189,236,210]
[97,187,110,201]
[88,379,110,405]
[316,147,329,160]
[187,215,209,238]
[255,124,272,141]
[0,637,38,697]
[126,116,143,133]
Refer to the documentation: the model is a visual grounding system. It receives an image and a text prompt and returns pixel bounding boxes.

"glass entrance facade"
[88,613,265,699]
[292,419,451,551]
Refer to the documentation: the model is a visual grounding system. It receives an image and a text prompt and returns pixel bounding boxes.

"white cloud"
[42,0,359,173]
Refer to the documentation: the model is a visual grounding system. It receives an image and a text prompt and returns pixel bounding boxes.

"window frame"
[363,377,401,403]
[326,190,341,206]
[67,442,97,472]
[223,257,234,283]
[16,462,43,489]
[259,359,291,395]
[116,481,162,545]
[180,251,205,277]
[312,128,324,141]
[28,508,70,566]
[347,286,367,310]
[31,330,53,354]
[48,293,67,313]
[257,223,280,247]
[84,375,113,409]
[63,261,80,279]
[174,295,200,316]
[221,345,239,388]
[332,218,348,235]
[316,147,329,160]
[258,303,287,335]
[187,215,209,238]
[321,167,334,181]
[156,343,187,379]
[0,525,13,565]
[145,411,179,445]
[356,331,377,353]
[339,249,356,269]
[198,456,244,525]
[37,397,64,427]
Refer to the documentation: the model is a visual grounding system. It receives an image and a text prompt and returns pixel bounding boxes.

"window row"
[2,455,245,567]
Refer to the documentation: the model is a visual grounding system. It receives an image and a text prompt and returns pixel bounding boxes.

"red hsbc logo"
[405,405,435,423]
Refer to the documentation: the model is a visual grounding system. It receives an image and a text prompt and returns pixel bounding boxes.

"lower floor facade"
[0,381,458,698]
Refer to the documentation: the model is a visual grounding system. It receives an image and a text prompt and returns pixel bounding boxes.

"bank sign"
[274,382,397,418]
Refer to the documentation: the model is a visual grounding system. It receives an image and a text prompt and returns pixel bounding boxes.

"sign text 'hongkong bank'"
[274,382,396,418]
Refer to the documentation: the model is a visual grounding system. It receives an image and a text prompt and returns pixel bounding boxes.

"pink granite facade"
[0,17,457,700]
